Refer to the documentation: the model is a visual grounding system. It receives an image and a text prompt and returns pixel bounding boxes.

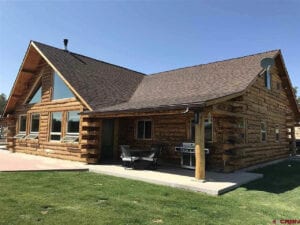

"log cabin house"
[2,40,299,176]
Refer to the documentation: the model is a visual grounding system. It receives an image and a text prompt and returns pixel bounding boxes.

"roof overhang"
[3,42,44,116]
[81,102,206,118]
[275,51,300,120]
[3,41,93,116]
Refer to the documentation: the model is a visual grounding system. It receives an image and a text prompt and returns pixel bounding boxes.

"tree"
[0,93,7,116]
[293,87,300,104]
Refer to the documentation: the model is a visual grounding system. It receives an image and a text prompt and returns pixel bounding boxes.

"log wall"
[8,64,89,162]
[209,63,295,171]
[118,114,193,164]
[6,57,296,170]
[116,62,296,171]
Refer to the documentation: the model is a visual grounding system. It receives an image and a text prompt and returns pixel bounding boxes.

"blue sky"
[0,0,299,97]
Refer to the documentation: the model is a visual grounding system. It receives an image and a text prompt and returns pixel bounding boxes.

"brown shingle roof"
[33,41,145,110]
[94,50,279,113]
[32,42,280,113]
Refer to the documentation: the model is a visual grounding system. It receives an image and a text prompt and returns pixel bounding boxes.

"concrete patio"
[0,149,263,195]
[88,164,263,195]
[0,149,88,172]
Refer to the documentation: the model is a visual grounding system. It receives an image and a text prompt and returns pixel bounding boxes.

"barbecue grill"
[175,142,209,169]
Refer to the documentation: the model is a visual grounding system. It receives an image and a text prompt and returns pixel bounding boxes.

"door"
[101,119,115,161]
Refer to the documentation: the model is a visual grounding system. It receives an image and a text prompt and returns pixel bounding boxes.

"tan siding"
[10,64,87,162]
[210,63,295,171]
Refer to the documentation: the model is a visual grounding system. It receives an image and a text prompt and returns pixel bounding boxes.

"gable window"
[275,125,280,141]
[264,71,271,90]
[50,112,62,141]
[191,118,213,148]
[137,120,152,140]
[261,122,267,142]
[27,86,42,104]
[53,72,75,100]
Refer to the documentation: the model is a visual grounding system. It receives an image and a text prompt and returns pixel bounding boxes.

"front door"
[101,119,114,162]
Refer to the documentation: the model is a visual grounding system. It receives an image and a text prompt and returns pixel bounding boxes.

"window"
[50,112,62,141]
[67,111,80,134]
[190,118,213,147]
[275,125,280,141]
[137,120,152,140]
[30,114,40,133]
[261,122,267,142]
[19,115,27,133]
[60,111,80,143]
[53,72,75,100]
[264,71,271,90]
[27,86,42,104]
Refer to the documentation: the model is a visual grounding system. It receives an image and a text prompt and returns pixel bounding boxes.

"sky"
[0,0,299,98]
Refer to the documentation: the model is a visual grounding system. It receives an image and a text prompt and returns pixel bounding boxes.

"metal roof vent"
[63,39,68,51]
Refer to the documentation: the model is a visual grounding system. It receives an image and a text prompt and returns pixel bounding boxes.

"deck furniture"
[140,145,162,169]
[120,145,139,168]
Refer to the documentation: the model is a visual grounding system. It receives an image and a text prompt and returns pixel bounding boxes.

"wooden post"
[195,112,205,180]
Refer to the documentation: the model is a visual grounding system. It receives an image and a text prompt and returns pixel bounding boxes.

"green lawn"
[0,161,299,225]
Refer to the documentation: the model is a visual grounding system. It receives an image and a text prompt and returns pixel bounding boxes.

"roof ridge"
[31,40,146,76]
[148,49,280,76]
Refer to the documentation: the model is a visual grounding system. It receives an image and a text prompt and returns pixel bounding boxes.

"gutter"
[80,102,206,116]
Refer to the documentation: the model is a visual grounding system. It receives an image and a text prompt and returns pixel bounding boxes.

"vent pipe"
[63,39,68,51]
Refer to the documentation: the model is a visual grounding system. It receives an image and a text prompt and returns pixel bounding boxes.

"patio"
[88,164,263,195]
[0,149,263,195]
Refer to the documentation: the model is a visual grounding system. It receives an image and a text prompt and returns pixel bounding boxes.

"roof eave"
[2,41,34,117]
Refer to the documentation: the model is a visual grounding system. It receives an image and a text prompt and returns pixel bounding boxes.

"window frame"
[50,112,63,142]
[30,113,40,134]
[261,121,267,142]
[66,111,80,136]
[52,72,75,101]
[190,118,213,145]
[18,114,27,134]
[136,119,153,140]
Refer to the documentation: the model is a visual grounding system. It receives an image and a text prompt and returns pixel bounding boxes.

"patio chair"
[141,145,162,169]
[120,145,139,168]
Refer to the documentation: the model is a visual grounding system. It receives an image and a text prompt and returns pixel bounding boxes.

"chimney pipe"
[63,39,68,51]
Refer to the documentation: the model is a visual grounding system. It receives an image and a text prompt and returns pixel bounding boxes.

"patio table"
[129,149,155,157]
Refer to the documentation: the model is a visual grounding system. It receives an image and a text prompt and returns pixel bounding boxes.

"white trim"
[18,114,27,133]
[49,112,62,141]
[30,113,40,134]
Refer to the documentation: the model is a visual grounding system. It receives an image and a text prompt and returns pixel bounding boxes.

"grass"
[0,160,299,225]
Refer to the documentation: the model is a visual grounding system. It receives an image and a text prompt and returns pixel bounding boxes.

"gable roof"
[32,41,145,110]
[93,50,283,113]
[4,41,299,118]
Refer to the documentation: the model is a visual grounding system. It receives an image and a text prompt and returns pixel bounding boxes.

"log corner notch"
[194,110,205,180]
